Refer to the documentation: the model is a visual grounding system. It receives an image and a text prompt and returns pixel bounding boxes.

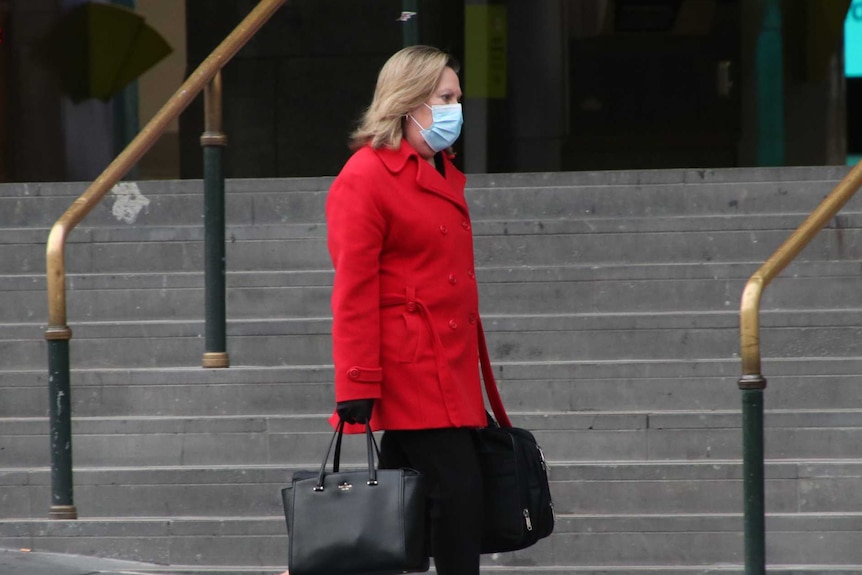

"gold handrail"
[739,160,862,574]
[740,161,862,375]
[45,0,286,333]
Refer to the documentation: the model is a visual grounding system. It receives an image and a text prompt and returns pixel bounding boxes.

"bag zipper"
[537,444,548,473]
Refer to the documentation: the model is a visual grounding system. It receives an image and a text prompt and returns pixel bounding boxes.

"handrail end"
[49,505,78,520]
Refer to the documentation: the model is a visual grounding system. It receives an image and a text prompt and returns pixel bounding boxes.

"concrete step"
[2,550,861,575]
[508,512,862,567]
[0,166,854,227]
[6,410,862,467]
[11,549,843,575]
[6,512,862,568]
[0,549,184,575]
[9,269,862,323]
[8,255,862,291]
[10,210,862,249]
[12,225,862,278]
[12,257,862,322]
[8,359,862,418]
[4,166,862,573]
[5,309,862,369]
[0,179,330,228]
[14,219,862,274]
[7,459,862,519]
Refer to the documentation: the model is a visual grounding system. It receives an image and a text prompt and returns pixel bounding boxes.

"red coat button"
[439,225,448,235]
[468,269,475,279]
[448,319,458,329]
[448,274,457,284]
[469,313,477,325]
[406,302,417,312]
[348,368,361,380]
[461,221,471,231]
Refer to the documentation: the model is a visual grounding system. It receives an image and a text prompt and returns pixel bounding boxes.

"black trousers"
[379,428,483,575]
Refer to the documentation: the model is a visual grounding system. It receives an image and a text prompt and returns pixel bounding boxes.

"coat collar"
[376,140,414,174]
[373,141,468,212]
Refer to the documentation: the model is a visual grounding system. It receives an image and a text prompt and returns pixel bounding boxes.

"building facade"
[0,0,857,182]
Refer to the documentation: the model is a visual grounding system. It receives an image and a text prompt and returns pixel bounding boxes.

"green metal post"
[755,0,784,166]
[740,376,767,575]
[402,0,419,46]
[201,73,229,368]
[46,333,77,519]
[203,146,226,364]
[110,0,140,180]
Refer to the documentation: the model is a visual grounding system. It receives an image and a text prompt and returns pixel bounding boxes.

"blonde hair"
[350,45,459,150]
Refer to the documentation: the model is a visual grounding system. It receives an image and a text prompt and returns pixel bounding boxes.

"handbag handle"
[332,422,381,474]
[315,420,381,491]
[478,318,513,428]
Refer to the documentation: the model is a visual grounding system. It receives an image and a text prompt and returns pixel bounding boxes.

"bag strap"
[365,425,379,486]
[316,419,381,490]
[478,318,512,428]
[316,419,345,490]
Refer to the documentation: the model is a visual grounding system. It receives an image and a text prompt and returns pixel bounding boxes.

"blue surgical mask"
[409,103,463,152]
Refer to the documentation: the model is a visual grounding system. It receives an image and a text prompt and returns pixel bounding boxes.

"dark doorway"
[849,79,862,161]
[0,7,9,182]
[562,0,741,170]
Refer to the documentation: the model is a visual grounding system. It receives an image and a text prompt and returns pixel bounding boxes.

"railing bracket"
[737,374,767,391]
[48,505,78,520]
[202,352,230,369]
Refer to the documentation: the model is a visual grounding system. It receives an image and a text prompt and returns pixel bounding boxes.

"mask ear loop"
[406,113,428,131]
[405,101,434,132]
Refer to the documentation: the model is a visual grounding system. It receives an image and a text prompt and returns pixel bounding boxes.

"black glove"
[336,399,375,424]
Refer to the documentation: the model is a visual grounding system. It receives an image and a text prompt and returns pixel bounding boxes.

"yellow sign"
[465,4,507,99]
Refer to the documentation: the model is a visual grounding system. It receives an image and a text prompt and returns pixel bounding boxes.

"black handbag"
[476,320,555,554]
[281,420,429,575]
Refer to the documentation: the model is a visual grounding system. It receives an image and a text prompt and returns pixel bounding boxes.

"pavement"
[0,548,173,575]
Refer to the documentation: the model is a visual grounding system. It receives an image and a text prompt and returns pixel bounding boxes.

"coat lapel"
[376,141,468,213]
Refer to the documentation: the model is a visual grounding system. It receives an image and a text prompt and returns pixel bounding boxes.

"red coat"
[326,140,487,431]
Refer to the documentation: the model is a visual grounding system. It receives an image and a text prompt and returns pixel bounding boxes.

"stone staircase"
[3,166,862,573]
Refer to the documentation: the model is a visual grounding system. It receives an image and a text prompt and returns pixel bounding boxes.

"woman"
[326,45,486,574]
